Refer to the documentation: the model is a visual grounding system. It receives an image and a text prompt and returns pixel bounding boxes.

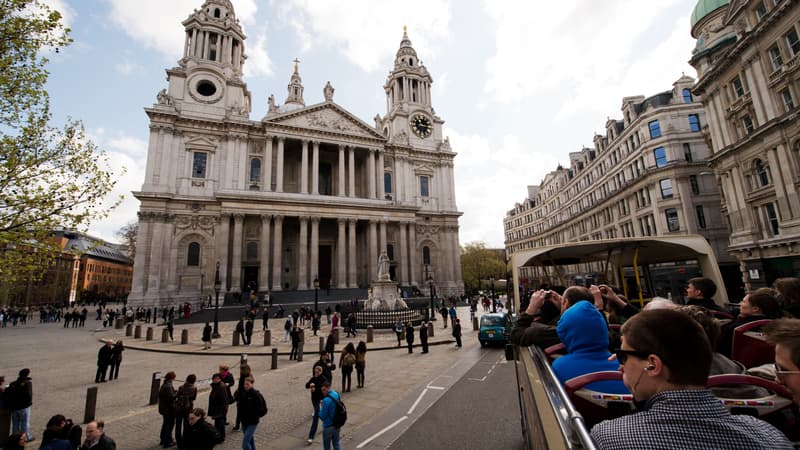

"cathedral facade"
[127,0,463,307]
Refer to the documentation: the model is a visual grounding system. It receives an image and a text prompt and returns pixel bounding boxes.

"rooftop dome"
[691,0,730,28]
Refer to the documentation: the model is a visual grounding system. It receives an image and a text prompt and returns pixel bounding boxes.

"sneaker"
[307,439,313,445]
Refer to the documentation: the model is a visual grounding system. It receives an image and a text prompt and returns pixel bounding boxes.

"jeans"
[242,424,257,450]
[160,414,174,445]
[308,401,320,439]
[109,362,120,380]
[11,407,32,440]
[323,425,341,450]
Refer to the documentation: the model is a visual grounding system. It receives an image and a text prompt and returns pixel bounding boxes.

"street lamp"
[426,264,435,321]
[313,277,320,313]
[490,276,496,313]
[213,261,221,338]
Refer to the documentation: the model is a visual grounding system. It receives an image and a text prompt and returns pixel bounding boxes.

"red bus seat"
[544,342,565,362]
[564,371,634,427]
[731,319,774,368]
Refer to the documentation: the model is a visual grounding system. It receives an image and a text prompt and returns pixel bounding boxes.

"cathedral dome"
[690,0,730,28]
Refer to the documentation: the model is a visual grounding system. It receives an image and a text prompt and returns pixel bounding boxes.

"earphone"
[644,365,655,371]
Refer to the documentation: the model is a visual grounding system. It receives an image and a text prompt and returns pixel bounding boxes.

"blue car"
[478,313,511,346]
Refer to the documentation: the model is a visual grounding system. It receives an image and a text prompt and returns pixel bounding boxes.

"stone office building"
[128,0,463,307]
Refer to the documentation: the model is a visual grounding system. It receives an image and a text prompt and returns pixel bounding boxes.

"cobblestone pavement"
[0,307,500,449]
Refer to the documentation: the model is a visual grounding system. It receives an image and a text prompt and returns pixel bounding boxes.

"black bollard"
[134,325,142,339]
[298,342,304,362]
[366,325,374,343]
[84,386,98,424]
[271,348,278,370]
[333,327,340,345]
[125,323,132,336]
[319,337,324,353]
[149,372,161,405]
[263,330,271,346]
[161,328,169,343]
[146,327,154,341]
[232,332,240,347]
[427,322,434,338]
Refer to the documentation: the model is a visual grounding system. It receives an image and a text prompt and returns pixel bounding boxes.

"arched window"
[214,8,221,18]
[250,158,261,183]
[755,159,770,187]
[187,242,200,266]
[423,246,430,265]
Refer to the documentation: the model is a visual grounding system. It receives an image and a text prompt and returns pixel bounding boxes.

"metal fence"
[343,306,431,329]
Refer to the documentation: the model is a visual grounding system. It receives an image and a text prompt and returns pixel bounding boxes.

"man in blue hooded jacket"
[319,381,341,450]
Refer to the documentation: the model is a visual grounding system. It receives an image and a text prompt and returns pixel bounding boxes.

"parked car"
[478,312,511,346]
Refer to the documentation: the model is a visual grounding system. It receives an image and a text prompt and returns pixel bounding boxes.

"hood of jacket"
[556,301,609,354]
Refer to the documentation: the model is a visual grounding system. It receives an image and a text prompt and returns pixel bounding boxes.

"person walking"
[158,371,177,448]
[183,408,221,450]
[167,317,175,341]
[452,318,462,348]
[174,374,198,450]
[202,322,213,350]
[283,318,292,342]
[439,305,449,328]
[339,343,356,392]
[325,306,332,324]
[95,341,113,383]
[207,374,229,443]
[324,329,335,356]
[218,365,235,414]
[405,322,415,353]
[355,341,367,388]
[304,365,327,445]
[235,318,245,345]
[319,381,342,450]
[313,352,337,386]
[261,310,269,331]
[6,368,33,443]
[289,326,301,361]
[232,365,253,431]
[244,319,254,346]
[311,314,321,336]
[108,340,124,380]
[394,320,403,347]
[237,377,267,450]
[419,322,429,354]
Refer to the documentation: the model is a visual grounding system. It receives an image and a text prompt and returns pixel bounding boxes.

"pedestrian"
[448,305,457,325]
[420,321,429,354]
[232,364,253,431]
[319,381,342,450]
[313,352,337,385]
[261,310,269,331]
[237,377,267,450]
[324,329,335,356]
[108,340,124,380]
[245,319,254,346]
[325,306,332,324]
[95,341,113,383]
[312,314,320,336]
[6,368,33,443]
[175,374,198,450]
[439,305,448,328]
[405,322,415,353]
[305,365,327,445]
[453,318,462,348]
[283,317,292,342]
[331,312,339,329]
[167,317,175,341]
[79,419,115,450]
[394,320,403,347]
[290,326,301,360]
[207,374,230,443]
[355,341,367,388]
[339,343,356,392]
[202,322,213,350]
[183,408,222,450]
[218,365,235,415]
[40,414,79,450]
[235,318,245,345]
[5,432,26,450]
[158,371,177,448]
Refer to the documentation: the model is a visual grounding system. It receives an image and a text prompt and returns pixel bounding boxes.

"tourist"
[439,305,448,328]
[324,329,335,356]
[232,365,253,431]
[355,341,367,388]
[339,343,356,392]
[237,377,268,450]
[174,374,198,450]
[765,318,800,405]
[202,322,213,350]
[7,368,34,443]
[95,341,113,383]
[207,373,229,442]
[183,408,221,450]
[108,340,124,380]
[235,318,245,345]
[305,365,327,444]
[80,420,115,450]
[244,319,254,346]
[405,322,415,353]
[452,318,462,348]
[5,432,26,450]
[158,371,177,448]
[394,320,403,347]
[290,326,301,360]
[319,381,342,450]
[685,277,722,311]
[419,322,429,354]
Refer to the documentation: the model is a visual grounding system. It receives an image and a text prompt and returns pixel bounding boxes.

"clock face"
[411,114,432,138]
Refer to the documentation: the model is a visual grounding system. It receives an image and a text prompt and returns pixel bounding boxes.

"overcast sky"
[43,0,699,248]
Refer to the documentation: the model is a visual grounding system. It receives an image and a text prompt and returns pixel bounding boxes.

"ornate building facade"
[504,76,737,297]
[128,1,463,306]
[689,0,800,288]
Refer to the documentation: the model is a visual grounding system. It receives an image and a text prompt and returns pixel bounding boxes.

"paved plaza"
[0,307,496,449]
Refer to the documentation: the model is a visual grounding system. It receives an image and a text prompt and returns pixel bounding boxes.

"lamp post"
[212,261,221,338]
[425,264,435,321]
[490,276,496,313]
[313,277,320,313]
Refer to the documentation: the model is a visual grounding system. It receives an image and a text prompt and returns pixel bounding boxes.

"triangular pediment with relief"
[264,102,386,140]
[184,135,218,151]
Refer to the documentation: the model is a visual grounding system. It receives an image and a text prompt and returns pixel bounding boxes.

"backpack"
[174,388,193,415]
[255,390,268,417]
[328,393,347,428]
[342,352,356,367]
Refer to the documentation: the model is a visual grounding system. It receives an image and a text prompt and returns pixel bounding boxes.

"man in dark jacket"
[685,277,722,311]
[207,374,229,442]
[235,318,246,344]
[313,352,336,384]
[158,371,177,448]
[183,408,221,450]
[8,368,34,442]
[95,341,113,383]
[80,420,115,450]
[244,319,254,345]
[237,377,267,450]
[452,318,462,348]
[405,322,415,353]
[419,321,429,353]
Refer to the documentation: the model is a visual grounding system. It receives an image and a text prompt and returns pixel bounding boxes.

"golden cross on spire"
[403,25,407,37]
[293,58,300,73]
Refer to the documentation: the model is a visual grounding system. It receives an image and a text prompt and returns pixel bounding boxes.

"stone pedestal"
[364,280,407,310]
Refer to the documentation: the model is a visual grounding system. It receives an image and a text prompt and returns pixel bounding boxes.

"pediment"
[184,135,218,151]
[264,102,386,140]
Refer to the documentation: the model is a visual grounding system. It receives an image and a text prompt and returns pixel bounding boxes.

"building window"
[387,244,394,260]
[768,44,783,71]
[246,242,258,261]
[780,89,794,111]
[384,172,392,194]
[187,242,200,266]
[683,143,693,162]
[665,208,680,232]
[420,175,429,197]
[192,152,208,178]
[689,175,700,195]
[648,120,661,139]
[743,115,755,134]
[786,28,800,56]
[765,203,780,235]
[682,88,693,103]
[654,147,667,168]
[696,205,707,229]
[249,158,261,183]
[755,1,768,19]
[754,159,770,187]
[659,179,673,199]
[688,114,701,132]
[422,246,430,265]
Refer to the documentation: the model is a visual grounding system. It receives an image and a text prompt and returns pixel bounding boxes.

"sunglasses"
[615,349,653,364]
[774,363,800,381]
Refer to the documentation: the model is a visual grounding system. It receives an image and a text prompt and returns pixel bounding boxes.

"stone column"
[348,218,357,288]
[409,222,418,286]
[310,216,320,285]
[379,220,388,255]
[369,220,378,282]
[398,221,408,284]
[377,150,385,200]
[147,215,165,293]
[396,156,405,202]
[259,214,271,290]
[368,148,376,199]
[773,144,800,218]
[298,216,309,289]
[301,140,309,194]
[338,145,346,196]
[348,147,356,197]
[677,179,697,234]
[264,137,273,192]
[337,219,347,287]
[275,137,285,193]
[452,225,463,287]
[231,214,244,293]
[166,216,178,292]
[271,215,283,291]
[217,214,230,291]
[130,214,151,296]
[312,141,320,195]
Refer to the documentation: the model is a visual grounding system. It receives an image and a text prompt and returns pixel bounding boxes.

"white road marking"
[467,376,487,382]
[426,385,445,390]
[408,388,428,415]
[356,416,408,449]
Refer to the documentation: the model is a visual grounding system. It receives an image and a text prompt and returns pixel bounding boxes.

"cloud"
[277,0,452,72]
[243,26,273,78]
[114,60,145,76]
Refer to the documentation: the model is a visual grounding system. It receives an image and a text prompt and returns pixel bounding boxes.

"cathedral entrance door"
[319,245,332,289]
[243,266,259,294]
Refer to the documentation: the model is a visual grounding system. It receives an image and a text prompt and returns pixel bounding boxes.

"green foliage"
[115,221,138,261]
[460,241,506,295]
[0,0,122,290]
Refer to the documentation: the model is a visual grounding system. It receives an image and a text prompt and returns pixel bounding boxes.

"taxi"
[478,312,511,346]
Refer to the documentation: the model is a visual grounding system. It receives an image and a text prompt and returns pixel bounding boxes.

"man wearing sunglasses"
[765,318,800,405]
[590,309,792,449]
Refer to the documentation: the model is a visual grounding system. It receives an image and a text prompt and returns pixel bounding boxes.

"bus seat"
[712,309,735,320]
[731,319,774,368]
[544,342,565,362]
[564,371,634,427]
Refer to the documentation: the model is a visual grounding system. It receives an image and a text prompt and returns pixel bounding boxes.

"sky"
[42,0,700,248]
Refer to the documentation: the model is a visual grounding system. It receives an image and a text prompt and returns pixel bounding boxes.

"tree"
[116,221,138,260]
[0,0,121,293]
[460,241,506,296]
